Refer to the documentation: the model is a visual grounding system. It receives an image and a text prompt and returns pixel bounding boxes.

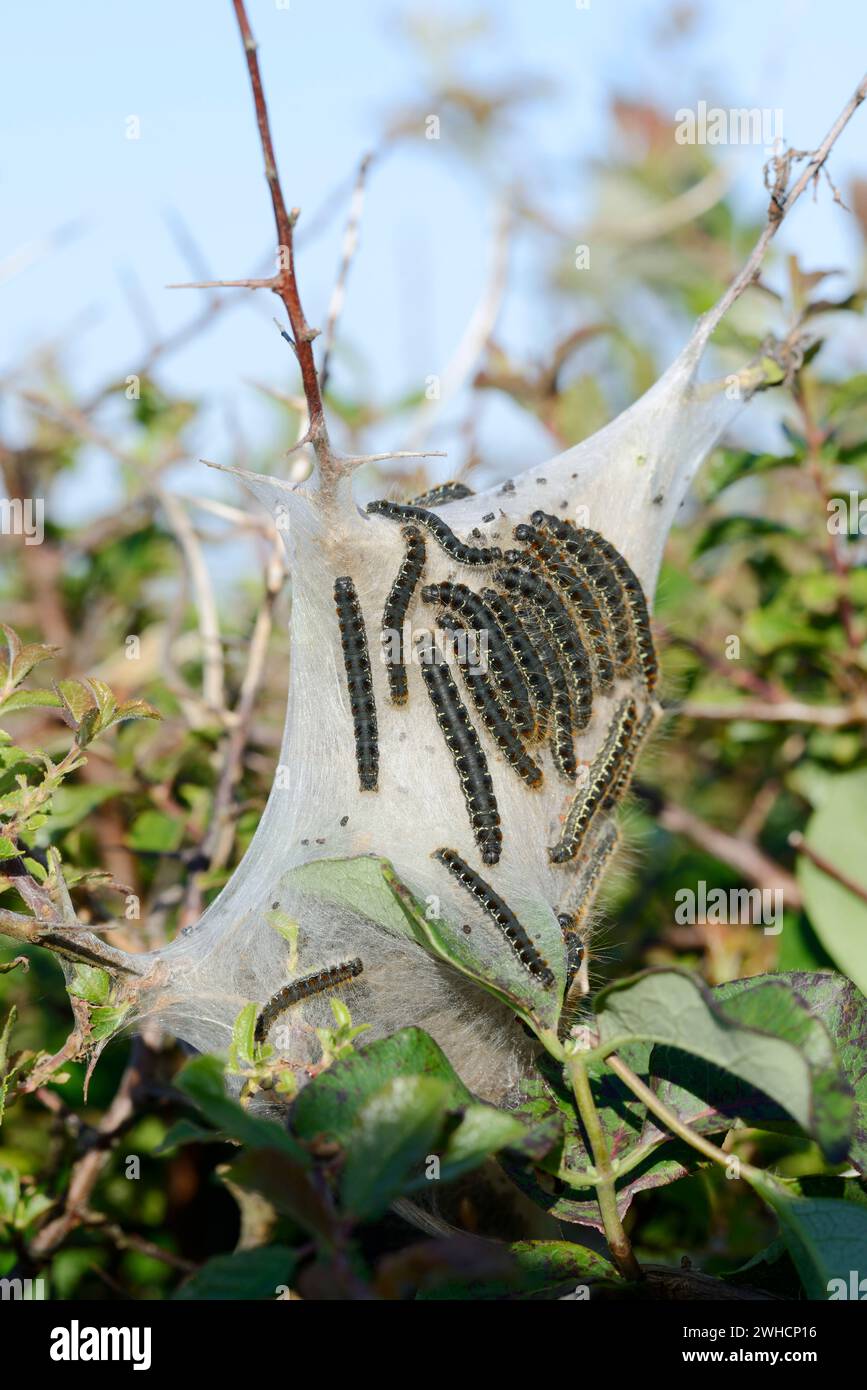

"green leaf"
[341,1074,452,1219]
[0,1006,17,1125]
[67,964,111,1005]
[416,1238,616,1301]
[0,837,17,860]
[292,1027,472,1144]
[126,809,184,853]
[88,1004,131,1041]
[796,768,867,996]
[693,514,794,558]
[747,1173,867,1300]
[229,1003,260,1069]
[175,1055,307,1162]
[153,1119,217,1154]
[0,688,62,716]
[174,1247,297,1301]
[437,1104,528,1183]
[591,967,852,1162]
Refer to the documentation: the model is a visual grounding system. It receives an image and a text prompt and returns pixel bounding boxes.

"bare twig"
[229,0,329,462]
[320,153,374,393]
[789,831,867,907]
[673,698,867,728]
[638,794,802,907]
[0,907,147,975]
[701,72,867,337]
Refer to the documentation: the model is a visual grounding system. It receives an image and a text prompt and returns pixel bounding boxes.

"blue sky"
[2,0,866,519]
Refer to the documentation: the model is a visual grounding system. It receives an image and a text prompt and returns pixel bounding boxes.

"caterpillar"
[530,511,635,677]
[367,499,501,568]
[558,821,621,927]
[254,958,364,1043]
[580,529,658,692]
[417,643,502,864]
[381,525,426,704]
[433,847,555,988]
[437,613,543,788]
[512,523,615,694]
[410,480,475,507]
[557,911,586,985]
[334,577,378,791]
[422,581,533,734]
[602,703,656,809]
[548,697,638,863]
[480,587,553,734]
[492,567,593,732]
[511,605,576,779]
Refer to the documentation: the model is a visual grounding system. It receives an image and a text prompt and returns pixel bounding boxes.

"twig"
[700,71,867,338]
[320,153,374,394]
[404,200,511,451]
[605,1053,765,1183]
[565,1051,642,1281]
[0,907,148,976]
[789,831,867,907]
[229,0,329,464]
[673,698,867,728]
[639,792,802,907]
[157,489,227,714]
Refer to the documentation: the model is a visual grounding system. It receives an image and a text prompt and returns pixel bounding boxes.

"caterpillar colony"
[262,492,662,1045]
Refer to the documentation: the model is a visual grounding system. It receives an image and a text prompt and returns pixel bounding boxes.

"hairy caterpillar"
[417,642,502,864]
[492,566,593,732]
[479,587,554,735]
[422,580,533,734]
[333,576,378,791]
[531,511,635,677]
[433,847,555,988]
[367,499,501,568]
[437,613,543,789]
[548,697,638,863]
[381,525,426,704]
[254,958,364,1043]
[512,523,615,694]
[410,480,475,507]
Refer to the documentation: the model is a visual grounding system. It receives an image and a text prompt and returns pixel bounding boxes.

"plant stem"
[606,1052,765,1183]
[565,1051,642,1281]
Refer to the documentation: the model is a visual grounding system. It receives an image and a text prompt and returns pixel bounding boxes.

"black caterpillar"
[381,525,426,704]
[492,566,593,732]
[411,481,475,507]
[418,642,502,864]
[438,613,543,789]
[434,848,555,988]
[422,580,533,734]
[254,958,364,1043]
[334,577,378,791]
[549,697,638,863]
[367,498,501,567]
[531,511,635,677]
[513,523,615,693]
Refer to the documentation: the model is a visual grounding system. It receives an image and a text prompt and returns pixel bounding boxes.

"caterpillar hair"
[513,523,615,694]
[578,528,658,692]
[254,958,364,1043]
[422,580,533,734]
[410,480,475,507]
[334,576,378,791]
[437,613,543,789]
[548,697,638,863]
[417,642,502,864]
[480,587,554,734]
[492,566,593,732]
[433,847,555,988]
[531,510,635,678]
[367,499,501,568]
[381,525,426,704]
